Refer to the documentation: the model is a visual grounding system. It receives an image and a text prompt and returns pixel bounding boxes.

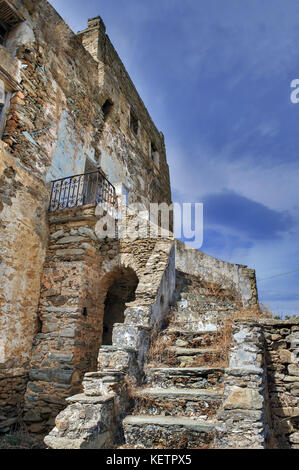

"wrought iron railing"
[48,169,117,213]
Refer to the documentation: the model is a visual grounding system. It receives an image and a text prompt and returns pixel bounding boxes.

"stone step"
[97,345,138,372]
[145,367,225,389]
[133,387,223,418]
[123,415,215,449]
[169,346,224,366]
[162,328,221,348]
[172,309,230,321]
[179,290,234,299]
[176,299,236,310]
[170,346,220,356]
[168,319,222,333]
[148,346,224,368]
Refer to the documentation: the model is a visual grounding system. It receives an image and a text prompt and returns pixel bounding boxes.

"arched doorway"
[102,267,139,345]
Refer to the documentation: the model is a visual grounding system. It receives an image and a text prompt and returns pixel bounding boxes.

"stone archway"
[101,267,139,345]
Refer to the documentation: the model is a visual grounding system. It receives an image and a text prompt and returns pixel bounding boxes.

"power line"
[257,269,299,282]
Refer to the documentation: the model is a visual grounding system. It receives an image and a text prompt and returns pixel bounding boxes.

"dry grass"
[133,396,181,416]
[156,430,189,449]
[148,331,177,367]
[154,431,213,450]
[124,375,138,401]
[0,431,45,449]
[200,280,236,301]
[133,395,219,420]
[148,303,270,368]
[0,403,46,449]
[204,303,272,367]
[259,303,277,319]
[149,302,272,367]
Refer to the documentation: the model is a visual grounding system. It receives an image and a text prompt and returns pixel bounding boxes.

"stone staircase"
[44,266,265,449]
[122,270,240,449]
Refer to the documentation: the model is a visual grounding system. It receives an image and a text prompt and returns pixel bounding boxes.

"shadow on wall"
[102,267,139,345]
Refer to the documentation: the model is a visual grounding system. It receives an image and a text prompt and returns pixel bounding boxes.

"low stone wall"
[215,321,267,449]
[175,240,258,307]
[0,368,28,432]
[261,318,299,449]
[215,318,299,449]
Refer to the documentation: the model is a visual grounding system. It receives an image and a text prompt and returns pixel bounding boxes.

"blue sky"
[49,0,299,317]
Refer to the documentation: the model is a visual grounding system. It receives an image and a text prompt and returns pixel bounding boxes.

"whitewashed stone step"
[168,320,220,333]
[170,346,220,356]
[135,387,223,400]
[167,327,221,335]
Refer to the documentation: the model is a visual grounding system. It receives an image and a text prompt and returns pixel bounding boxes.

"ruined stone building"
[0,0,298,449]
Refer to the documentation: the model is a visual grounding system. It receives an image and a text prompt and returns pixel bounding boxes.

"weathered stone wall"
[175,240,258,307]
[0,0,172,428]
[0,141,48,431]
[0,0,107,426]
[23,204,175,433]
[261,319,299,449]
[43,230,175,449]
[216,321,267,449]
[216,319,299,449]
[77,18,172,209]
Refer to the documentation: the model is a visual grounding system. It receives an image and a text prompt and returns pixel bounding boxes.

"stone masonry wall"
[43,233,175,449]
[215,318,299,449]
[0,141,48,432]
[23,204,174,433]
[77,18,172,210]
[215,321,267,449]
[0,0,107,426]
[261,319,299,449]
[0,0,172,428]
[175,240,258,307]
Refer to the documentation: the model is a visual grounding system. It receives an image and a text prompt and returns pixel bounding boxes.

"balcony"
[48,169,117,213]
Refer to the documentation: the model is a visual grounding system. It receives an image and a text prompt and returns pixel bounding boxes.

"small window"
[102,99,113,121]
[151,143,160,168]
[0,21,8,45]
[130,107,139,136]
[0,2,24,47]
[0,79,11,139]
[82,307,88,318]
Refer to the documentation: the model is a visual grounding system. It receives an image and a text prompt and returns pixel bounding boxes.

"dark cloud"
[202,190,294,240]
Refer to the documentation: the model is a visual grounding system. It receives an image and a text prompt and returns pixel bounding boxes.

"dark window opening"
[102,268,139,346]
[130,108,139,136]
[0,1,24,46]
[36,317,43,334]
[102,99,113,121]
[0,80,10,139]
[0,21,8,45]
[82,307,88,317]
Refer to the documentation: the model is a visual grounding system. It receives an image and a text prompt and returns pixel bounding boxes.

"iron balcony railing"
[48,169,117,213]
